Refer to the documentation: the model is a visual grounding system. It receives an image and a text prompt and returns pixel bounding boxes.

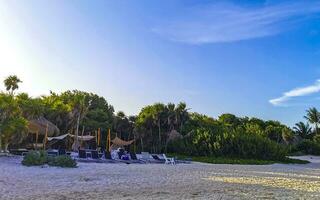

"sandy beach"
[1,156,320,200]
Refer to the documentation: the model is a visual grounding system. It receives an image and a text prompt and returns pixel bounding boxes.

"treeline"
[1,75,319,160]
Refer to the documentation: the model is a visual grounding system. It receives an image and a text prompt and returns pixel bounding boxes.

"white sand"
[1,156,320,200]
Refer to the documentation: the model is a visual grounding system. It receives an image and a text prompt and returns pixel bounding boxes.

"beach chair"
[163,154,175,165]
[130,152,138,160]
[78,149,87,159]
[47,149,58,157]
[91,150,100,159]
[104,151,112,159]
[152,155,165,163]
[117,151,125,160]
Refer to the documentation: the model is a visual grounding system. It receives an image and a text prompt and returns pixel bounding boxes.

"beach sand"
[1,156,320,200]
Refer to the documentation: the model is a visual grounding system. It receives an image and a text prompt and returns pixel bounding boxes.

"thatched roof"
[112,137,134,146]
[167,130,183,142]
[28,117,60,137]
[110,137,134,150]
[47,134,95,142]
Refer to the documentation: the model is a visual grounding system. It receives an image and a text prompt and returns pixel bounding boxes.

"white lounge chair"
[163,154,175,165]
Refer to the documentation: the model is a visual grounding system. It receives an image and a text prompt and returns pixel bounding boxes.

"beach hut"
[46,134,96,151]
[26,117,60,149]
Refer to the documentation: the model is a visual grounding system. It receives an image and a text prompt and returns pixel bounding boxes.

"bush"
[296,140,320,155]
[48,155,77,168]
[175,127,287,161]
[22,151,48,166]
[22,151,77,168]
[214,132,287,160]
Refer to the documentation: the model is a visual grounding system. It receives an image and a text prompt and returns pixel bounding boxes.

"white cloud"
[269,80,320,106]
[153,1,320,44]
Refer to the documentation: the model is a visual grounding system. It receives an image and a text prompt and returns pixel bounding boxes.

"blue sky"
[1,0,320,126]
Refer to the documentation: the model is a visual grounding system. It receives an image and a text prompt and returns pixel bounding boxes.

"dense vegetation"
[1,75,320,162]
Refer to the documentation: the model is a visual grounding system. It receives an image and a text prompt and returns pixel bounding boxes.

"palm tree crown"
[304,107,320,135]
[293,122,312,139]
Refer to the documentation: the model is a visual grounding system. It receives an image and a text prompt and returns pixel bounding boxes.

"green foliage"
[22,151,48,166]
[22,151,77,168]
[169,113,289,161]
[296,139,320,155]
[168,154,309,165]
[48,155,77,168]
[4,75,22,95]
[0,93,28,151]
[135,102,189,153]
[305,107,320,135]
[294,122,313,139]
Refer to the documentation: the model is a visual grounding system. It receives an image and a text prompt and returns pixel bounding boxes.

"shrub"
[22,151,77,168]
[48,155,77,168]
[22,150,48,166]
[214,132,287,160]
[180,126,287,161]
[296,139,320,155]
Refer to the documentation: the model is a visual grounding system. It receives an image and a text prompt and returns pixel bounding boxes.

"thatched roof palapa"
[110,137,134,150]
[28,117,60,137]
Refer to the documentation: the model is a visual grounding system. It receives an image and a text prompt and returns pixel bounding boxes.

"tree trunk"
[4,142,9,153]
[140,137,144,152]
[0,135,2,152]
[72,114,80,151]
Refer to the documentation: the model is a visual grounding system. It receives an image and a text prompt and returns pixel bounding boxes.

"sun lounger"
[163,154,175,165]
[152,155,165,163]
[47,149,59,156]
[78,150,87,159]
[105,151,112,159]
[91,150,100,159]
[130,152,138,160]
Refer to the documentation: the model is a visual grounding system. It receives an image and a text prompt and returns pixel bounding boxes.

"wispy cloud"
[269,80,320,106]
[153,1,320,44]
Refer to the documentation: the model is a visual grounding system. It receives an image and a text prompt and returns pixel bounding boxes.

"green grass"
[168,154,310,165]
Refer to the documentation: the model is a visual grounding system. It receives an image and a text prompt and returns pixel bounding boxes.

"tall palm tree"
[304,107,320,135]
[166,103,176,131]
[175,102,189,133]
[293,122,312,139]
[4,75,22,95]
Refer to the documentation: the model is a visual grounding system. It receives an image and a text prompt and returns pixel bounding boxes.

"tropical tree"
[4,75,22,95]
[0,93,28,152]
[113,111,129,139]
[16,93,44,119]
[293,122,312,139]
[175,102,189,133]
[304,107,320,135]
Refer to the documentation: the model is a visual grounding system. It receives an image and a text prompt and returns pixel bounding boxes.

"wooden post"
[98,128,101,147]
[95,130,98,147]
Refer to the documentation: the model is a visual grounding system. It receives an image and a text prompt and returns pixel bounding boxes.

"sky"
[1,0,320,126]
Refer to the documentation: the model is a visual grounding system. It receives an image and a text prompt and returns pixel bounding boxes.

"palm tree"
[4,75,22,95]
[113,111,128,139]
[175,102,189,133]
[153,103,166,149]
[166,103,176,131]
[304,107,320,135]
[293,122,312,139]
